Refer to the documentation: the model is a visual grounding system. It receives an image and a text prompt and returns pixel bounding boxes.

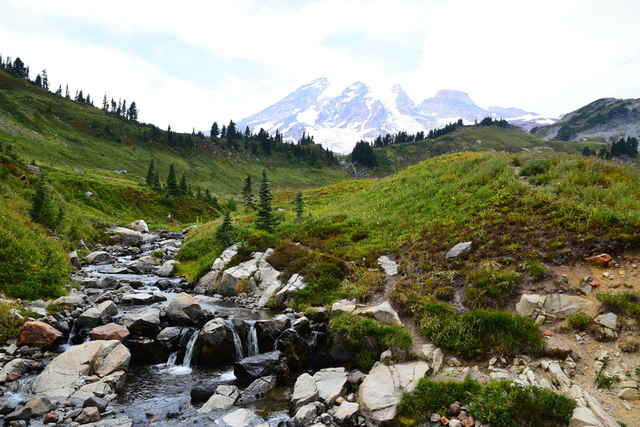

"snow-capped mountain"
[237,78,553,154]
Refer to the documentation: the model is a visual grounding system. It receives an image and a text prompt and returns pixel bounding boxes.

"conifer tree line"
[208,120,337,167]
[0,54,139,122]
[582,136,638,160]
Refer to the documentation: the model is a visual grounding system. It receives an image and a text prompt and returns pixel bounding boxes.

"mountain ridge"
[237,78,554,153]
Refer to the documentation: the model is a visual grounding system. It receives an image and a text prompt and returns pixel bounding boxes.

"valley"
[1,60,640,427]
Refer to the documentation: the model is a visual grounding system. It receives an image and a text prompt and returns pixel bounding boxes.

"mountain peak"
[237,79,544,154]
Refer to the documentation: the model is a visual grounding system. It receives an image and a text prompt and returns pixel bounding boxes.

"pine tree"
[30,174,59,228]
[210,122,220,139]
[179,170,189,195]
[215,211,234,247]
[255,169,276,233]
[242,174,255,211]
[145,159,156,187]
[293,191,304,222]
[152,169,161,192]
[166,164,179,196]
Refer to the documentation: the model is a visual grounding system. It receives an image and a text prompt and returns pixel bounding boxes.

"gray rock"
[107,227,142,245]
[331,299,357,315]
[121,292,166,305]
[357,361,430,424]
[4,406,32,421]
[275,273,307,305]
[237,375,277,404]
[313,367,348,406]
[157,260,178,277]
[120,308,161,335]
[291,373,319,410]
[377,256,398,275]
[166,292,205,326]
[234,350,289,384]
[287,402,325,427]
[222,408,261,427]
[0,358,34,382]
[77,301,118,329]
[445,242,472,259]
[26,164,41,174]
[362,301,402,325]
[129,220,149,233]
[332,401,359,425]
[69,250,82,269]
[75,406,101,424]
[29,340,130,400]
[86,251,113,265]
[568,407,603,427]
[194,245,239,294]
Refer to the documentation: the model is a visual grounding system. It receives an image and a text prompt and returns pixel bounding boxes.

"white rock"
[362,301,402,325]
[377,256,398,275]
[313,367,348,405]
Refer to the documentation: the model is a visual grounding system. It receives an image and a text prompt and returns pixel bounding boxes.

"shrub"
[0,301,25,338]
[595,371,620,389]
[329,312,412,371]
[520,159,551,176]
[567,311,593,331]
[596,291,640,323]
[417,298,544,358]
[396,378,575,427]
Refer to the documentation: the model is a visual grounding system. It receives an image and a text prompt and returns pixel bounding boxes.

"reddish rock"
[544,330,553,337]
[441,416,450,425]
[586,254,612,267]
[590,281,601,287]
[89,323,130,342]
[461,416,476,427]
[44,411,60,424]
[17,321,63,348]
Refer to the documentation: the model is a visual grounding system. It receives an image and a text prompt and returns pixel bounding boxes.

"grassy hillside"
[181,150,640,357]
[0,68,348,196]
[371,126,605,177]
[0,66,349,300]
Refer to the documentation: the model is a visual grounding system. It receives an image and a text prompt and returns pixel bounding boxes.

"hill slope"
[531,97,640,142]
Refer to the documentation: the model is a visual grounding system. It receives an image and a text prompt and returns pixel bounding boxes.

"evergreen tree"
[255,169,276,233]
[102,94,109,111]
[65,85,70,99]
[152,169,162,192]
[351,141,377,167]
[30,174,59,229]
[179,170,189,195]
[166,164,179,196]
[145,159,156,187]
[41,69,48,90]
[242,174,255,211]
[210,122,220,139]
[293,191,304,222]
[215,211,234,247]
[127,101,138,121]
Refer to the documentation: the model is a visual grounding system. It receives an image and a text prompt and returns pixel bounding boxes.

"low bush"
[417,298,544,358]
[596,291,640,324]
[396,378,575,427]
[0,301,25,338]
[464,266,521,309]
[329,312,412,371]
[567,311,593,330]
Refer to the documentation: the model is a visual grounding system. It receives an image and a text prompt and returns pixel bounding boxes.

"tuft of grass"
[464,265,521,309]
[0,301,26,338]
[567,311,594,331]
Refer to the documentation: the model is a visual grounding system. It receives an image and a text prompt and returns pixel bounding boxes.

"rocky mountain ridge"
[531,97,640,143]
[237,78,556,153]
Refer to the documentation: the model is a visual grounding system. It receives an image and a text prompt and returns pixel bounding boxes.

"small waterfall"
[247,322,259,356]
[182,330,199,367]
[166,351,178,367]
[163,330,199,375]
[227,319,244,361]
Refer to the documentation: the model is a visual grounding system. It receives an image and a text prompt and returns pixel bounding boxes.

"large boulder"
[126,256,161,274]
[290,373,319,411]
[313,367,348,406]
[17,321,63,348]
[362,301,402,325]
[255,314,291,351]
[274,273,307,305]
[86,251,114,265]
[121,291,166,305]
[129,220,149,233]
[29,340,130,400]
[77,301,119,330]
[197,318,235,366]
[107,227,142,245]
[357,361,430,424]
[0,358,36,382]
[166,292,205,326]
[234,350,289,384]
[194,245,238,294]
[120,308,161,336]
[516,294,592,318]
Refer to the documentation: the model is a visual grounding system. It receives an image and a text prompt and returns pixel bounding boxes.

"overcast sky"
[2,0,640,132]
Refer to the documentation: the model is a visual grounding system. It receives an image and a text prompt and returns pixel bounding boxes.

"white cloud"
[2,0,640,130]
